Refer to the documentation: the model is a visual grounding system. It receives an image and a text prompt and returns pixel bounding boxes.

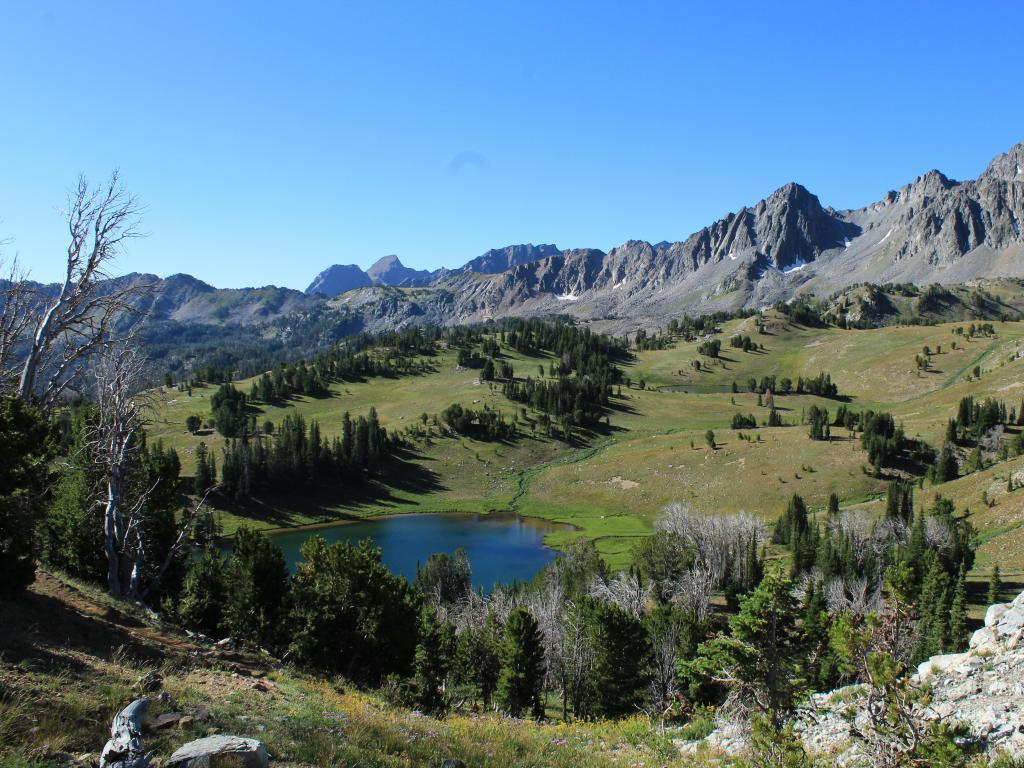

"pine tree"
[933,442,958,484]
[497,608,546,719]
[827,492,840,518]
[413,606,451,714]
[585,601,651,718]
[988,563,1002,605]
[912,556,950,663]
[178,549,227,636]
[224,527,290,652]
[194,442,211,495]
[710,571,805,727]
[452,617,501,711]
[948,567,968,650]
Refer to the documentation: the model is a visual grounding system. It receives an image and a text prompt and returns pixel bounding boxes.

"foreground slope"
[0,571,691,768]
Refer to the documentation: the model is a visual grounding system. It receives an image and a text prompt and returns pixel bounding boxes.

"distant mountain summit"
[452,244,563,275]
[72,140,1023,334]
[324,140,1024,333]
[365,255,432,286]
[305,256,433,297]
[305,264,373,297]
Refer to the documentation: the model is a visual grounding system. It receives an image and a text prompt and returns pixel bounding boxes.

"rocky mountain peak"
[752,181,853,269]
[980,141,1024,183]
[305,264,372,297]
[455,243,563,275]
[366,255,432,286]
[903,169,957,200]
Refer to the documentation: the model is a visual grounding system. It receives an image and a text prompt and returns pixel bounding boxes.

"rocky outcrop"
[802,589,1024,762]
[99,699,151,768]
[451,243,563,276]
[680,589,1024,764]
[97,698,267,768]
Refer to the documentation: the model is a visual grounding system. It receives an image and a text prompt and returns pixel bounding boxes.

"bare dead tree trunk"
[0,258,35,391]
[104,463,127,597]
[9,172,146,406]
[93,339,150,597]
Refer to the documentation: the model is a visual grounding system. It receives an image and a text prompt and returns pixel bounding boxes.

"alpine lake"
[259,512,573,592]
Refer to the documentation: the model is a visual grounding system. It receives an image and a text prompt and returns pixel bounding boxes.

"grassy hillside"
[147,315,1024,572]
[0,572,701,768]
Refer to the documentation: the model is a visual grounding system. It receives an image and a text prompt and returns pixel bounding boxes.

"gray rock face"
[305,264,373,297]
[165,735,268,768]
[365,255,432,286]
[453,243,563,275]
[810,588,1024,761]
[334,141,1024,334]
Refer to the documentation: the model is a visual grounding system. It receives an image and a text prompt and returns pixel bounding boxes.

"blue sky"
[2,1,1023,290]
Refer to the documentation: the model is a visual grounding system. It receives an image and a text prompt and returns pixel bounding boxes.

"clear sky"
[2,1,1023,290]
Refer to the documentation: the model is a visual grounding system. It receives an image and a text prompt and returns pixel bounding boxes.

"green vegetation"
[6,295,1024,765]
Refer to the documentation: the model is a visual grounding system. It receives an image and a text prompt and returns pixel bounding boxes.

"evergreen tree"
[585,601,651,718]
[413,606,451,714]
[800,581,838,691]
[177,549,227,636]
[224,527,291,651]
[948,567,968,650]
[772,495,808,546]
[497,608,546,719]
[827,492,840,518]
[705,571,805,727]
[0,396,53,595]
[452,616,502,711]
[933,442,958,484]
[288,536,417,682]
[194,442,213,494]
[988,563,1002,605]
[43,408,103,582]
[912,555,950,663]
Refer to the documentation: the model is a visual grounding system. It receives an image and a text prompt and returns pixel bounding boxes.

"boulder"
[916,652,968,682]
[150,712,185,729]
[997,607,1024,636]
[166,735,268,768]
[970,626,997,651]
[985,603,1009,628]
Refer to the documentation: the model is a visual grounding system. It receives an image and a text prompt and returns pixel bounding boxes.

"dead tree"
[13,172,145,406]
[0,258,35,390]
[92,339,150,597]
[92,340,213,599]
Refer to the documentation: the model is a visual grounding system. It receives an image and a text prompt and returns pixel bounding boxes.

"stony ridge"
[683,588,1024,763]
[333,141,1024,334]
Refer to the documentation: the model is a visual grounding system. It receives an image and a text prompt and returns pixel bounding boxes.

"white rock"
[917,652,969,682]
[985,603,1009,628]
[166,735,268,768]
[970,626,997,650]
[997,607,1024,635]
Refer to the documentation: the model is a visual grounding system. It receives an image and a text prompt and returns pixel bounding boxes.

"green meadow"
[148,313,1024,573]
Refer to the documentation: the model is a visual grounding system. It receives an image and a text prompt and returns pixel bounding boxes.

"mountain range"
[29,141,1024,335]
